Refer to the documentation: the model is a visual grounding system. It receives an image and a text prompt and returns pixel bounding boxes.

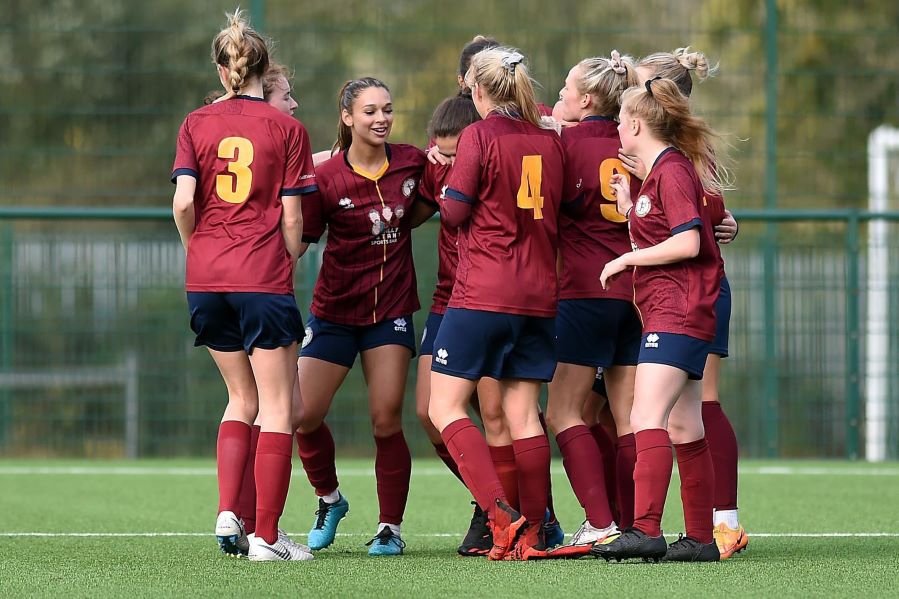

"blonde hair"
[621,78,729,195]
[262,62,291,100]
[210,9,269,94]
[334,77,391,152]
[464,47,543,128]
[638,47,718,98]
[575,50,639,117]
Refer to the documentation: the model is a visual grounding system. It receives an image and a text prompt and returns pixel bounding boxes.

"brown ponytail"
[637,47,718,98]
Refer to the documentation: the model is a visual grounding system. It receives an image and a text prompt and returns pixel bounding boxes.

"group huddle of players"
[171,9,748,563]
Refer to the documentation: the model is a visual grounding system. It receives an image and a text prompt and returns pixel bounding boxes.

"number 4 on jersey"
[517,155,544,220]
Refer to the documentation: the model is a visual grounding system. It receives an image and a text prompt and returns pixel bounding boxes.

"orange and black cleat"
[504,523,549,561]
[487,499,527,561]
[713,523,749,560]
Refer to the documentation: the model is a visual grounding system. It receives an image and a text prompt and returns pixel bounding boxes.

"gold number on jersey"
[517,155,544,220]
[216,137,254,204]
[599,158,628,223]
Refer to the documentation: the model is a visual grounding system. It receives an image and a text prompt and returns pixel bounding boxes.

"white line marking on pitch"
[2,532,898,538]
[0,466,896,476]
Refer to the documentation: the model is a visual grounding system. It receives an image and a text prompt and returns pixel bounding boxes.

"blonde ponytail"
[638,47,718,98]
[465,47,544,128]
[211,9,269,94]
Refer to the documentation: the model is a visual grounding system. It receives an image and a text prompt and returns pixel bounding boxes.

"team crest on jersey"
[338,197,355,209]
[634,195,652,217]
[401,178,417,198]
[302,326,313,349]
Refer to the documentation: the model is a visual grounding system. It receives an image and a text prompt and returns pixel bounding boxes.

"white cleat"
[215,510,249,557]
[248,532,315,561]
[279,528,311,553]
[570,520,620,546]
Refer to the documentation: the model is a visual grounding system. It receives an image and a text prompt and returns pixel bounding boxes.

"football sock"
[513,434,551,527]
[557,425,615,528]
[489,444,520,511]
[537,412,559,522]
[216,420,251,514]
[675,437,716,544]
[433,442,465,483]
[235,424,260,533]
[442,418,507,521]
[714,509,740,529]
[615,433,637,529]
[590,423,619,522]
[320,489,341,504]
[295,422,339,497]
[255,432,293,545]
[632,428,672,538]
[702,401,740,511]
[374,431,412,525]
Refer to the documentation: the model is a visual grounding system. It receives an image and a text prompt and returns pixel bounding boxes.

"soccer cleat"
[663,534,721,562]
[543,509,565,548]
[458,502,492,557]
[504,523,548,561]
[215,510,249,557]
[487,499,527,561]
[713,523,749,560]
[247,532,315,561]
[569,520,620,546]
[590,527,667,562]
[307,493,349,550]
[365,525,406,556]
[278,528,311,554]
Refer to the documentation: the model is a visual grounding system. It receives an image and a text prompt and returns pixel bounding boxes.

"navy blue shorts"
[187,292,302,353]
[556,299,641,368]
[709,276,731,358]
[592,367,607,398]
[638,332,711,380]
[430,308,557,381]
[419,311,444,357]
[299,314,416,368]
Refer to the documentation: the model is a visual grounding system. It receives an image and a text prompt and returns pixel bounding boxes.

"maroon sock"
[489,444,519,511]
[295,423,338,496]
[589,423,619,522]
[537,412,558,521]
[235,424,260,533]
[254,432,293,544]
[216,420,251,514]
[557,425,615,528]
[441,418,507,521]
[374,431,412,525]
[632,429,672,538]
[434,442,465,484]
[615,433,637,529]
[702,401,739,510]
[675,438,715,544]
[512,435,551,526]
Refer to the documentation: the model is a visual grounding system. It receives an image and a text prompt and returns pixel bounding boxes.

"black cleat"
[663,534,721,562]
[457,502,493,557]
[590,527,667,562]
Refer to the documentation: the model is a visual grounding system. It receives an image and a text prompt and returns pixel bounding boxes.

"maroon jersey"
[628,148,721,340]
[705,190,728,278]
[559,116,640,302]
[420,161,458,315]
[443,112,565,317]
[303,144,425,325]
[172,96,317,294]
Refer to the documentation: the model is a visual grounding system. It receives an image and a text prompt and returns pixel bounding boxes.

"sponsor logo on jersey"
[635,195,652,217]
[644,333,660,349]
[369,206,405,244]
[435,348,449,366]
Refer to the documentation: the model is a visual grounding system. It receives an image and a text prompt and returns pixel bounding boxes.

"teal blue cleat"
[543,509,564,548]
[307,494,349,550]
[366,526,405,556]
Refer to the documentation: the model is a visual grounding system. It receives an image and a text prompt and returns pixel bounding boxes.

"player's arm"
[600,227,700,289]
[408,197,438,228]
[715,208,739,244]
[281,195,303,263]
[172,175,197,251]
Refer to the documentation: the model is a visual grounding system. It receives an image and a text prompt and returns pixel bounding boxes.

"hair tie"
[501,51,525,73]
[645,76,662,96]
[609,50,626,75]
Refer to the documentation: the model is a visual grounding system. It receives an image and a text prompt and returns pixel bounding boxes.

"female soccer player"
[626,48,748,560]
[427,47,566,561]
[294,77,426,557]
[592,77,725,563]
[171,10,317,562]
[545,50,640,547]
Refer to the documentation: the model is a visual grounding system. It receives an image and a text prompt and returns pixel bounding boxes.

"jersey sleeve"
[418,162,447,207]
[301,188,327,243]
[659,165,702,235]
[282,122,318,196]
[444,127,481,204]
[171,117,199,183]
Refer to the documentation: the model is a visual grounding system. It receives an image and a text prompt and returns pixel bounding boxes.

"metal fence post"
[845,212,861,459]
[0,223,11,446]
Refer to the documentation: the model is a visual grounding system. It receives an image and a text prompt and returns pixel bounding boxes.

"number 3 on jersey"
[216,137,254,204]
[599,158,628,223]
[517,155,544,220]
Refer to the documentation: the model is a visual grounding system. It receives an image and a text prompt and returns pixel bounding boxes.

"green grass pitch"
[1,459,898,597]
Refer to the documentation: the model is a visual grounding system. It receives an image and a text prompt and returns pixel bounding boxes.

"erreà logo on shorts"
[435,348,449,365]
[644,333,660,349]
[394,318,407,332]
[302,326,313,349]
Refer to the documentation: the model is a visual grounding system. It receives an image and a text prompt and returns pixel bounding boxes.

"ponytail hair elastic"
[645,76,663,96]
[501,51,525,73]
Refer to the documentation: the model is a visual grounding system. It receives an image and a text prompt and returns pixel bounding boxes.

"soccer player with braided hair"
[172,9,317,561]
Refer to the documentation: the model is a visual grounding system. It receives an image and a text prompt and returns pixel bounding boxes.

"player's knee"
[371,409,403,437]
